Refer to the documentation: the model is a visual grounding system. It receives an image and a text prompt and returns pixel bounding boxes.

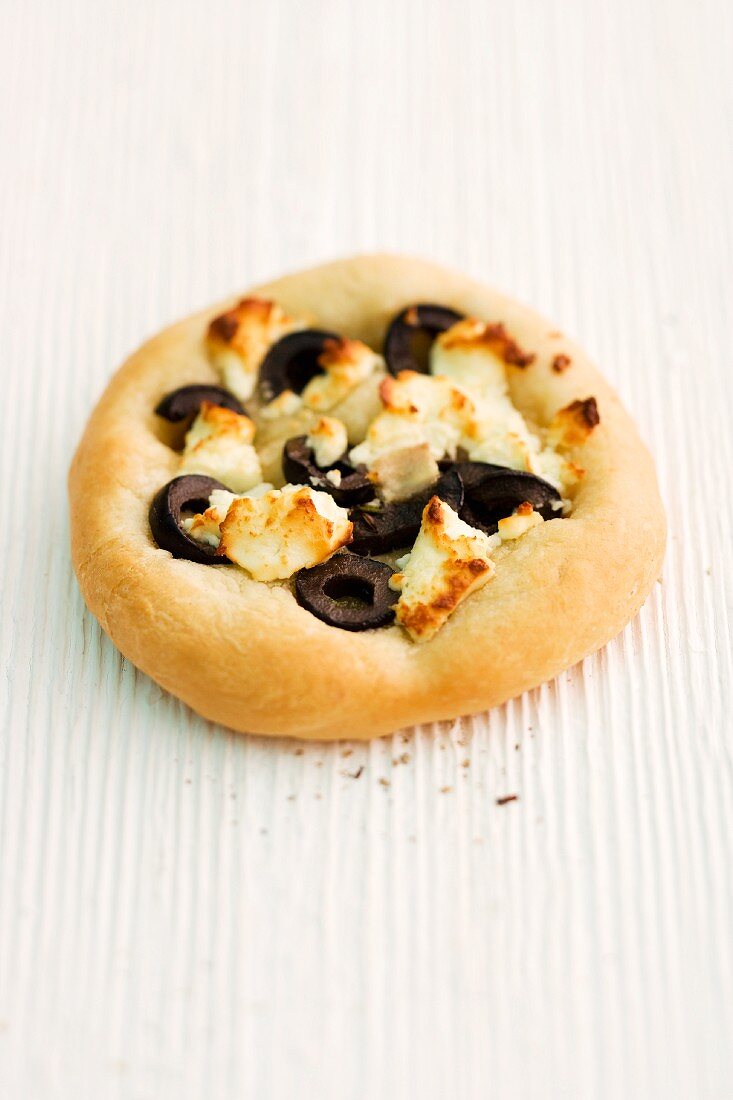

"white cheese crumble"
[431,325,548,476]
[179,402,262,493]
[259,389,303,420]
[218,484,353,581]
[349,372,470,467]
[306,416,348,468]
[497,504,544,541]
[182,484,275,547]
[175,301,601,643]
[301,337,384,413]
[395,497,498,643]
[207,297,306,401]
[367,443,440,503]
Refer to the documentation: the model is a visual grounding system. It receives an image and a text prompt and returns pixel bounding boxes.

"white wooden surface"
[2,0,732,1097]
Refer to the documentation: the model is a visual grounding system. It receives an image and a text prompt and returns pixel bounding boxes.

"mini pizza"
[69,255,666,740]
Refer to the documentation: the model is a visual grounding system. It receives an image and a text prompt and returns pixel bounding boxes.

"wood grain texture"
[1,0,731,1097]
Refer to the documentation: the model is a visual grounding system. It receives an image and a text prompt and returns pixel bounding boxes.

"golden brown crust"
[68,254,666,740]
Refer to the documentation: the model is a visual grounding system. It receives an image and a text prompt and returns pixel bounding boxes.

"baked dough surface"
[68,255,666,740]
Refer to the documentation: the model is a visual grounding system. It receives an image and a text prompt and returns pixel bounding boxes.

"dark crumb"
[293,747,304,756]
[515,744,520,751]
[401,735,411,744]
[342,749,353,758]
[461,759,470,768]
[341,766,364,780]
[496,794,519,806]
[287,794,296,801]
[392,752,411,766]
[378,777,391,788]
[552,353,572,373]
[440,785,452,794]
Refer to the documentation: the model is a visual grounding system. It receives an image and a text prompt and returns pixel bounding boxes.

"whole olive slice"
[155,384,244,421]
[295,552,396,631]
[258,329,339,403]
[282,436,375,508]
[446,461,562,535]
[350,469,464,555]
[149,475,232,564]
[383,303,465,376]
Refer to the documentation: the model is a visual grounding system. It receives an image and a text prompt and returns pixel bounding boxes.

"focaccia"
[68,255,666,740]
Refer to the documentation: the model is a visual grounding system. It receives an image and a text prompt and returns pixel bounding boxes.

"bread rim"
[68,253,666,741]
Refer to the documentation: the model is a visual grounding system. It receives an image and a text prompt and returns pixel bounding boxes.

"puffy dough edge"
[68,253,666,740]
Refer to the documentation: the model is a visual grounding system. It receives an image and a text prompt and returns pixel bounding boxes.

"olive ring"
[149,475,233,565]
[295,553,396,631]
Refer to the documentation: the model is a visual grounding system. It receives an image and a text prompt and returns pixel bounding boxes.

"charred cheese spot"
[497,503,544,540]
[181,506,226,548]
[435,318,535,367]
[306,416,348,468]
[350,371,471,467]
[551,354,572,373]
[206,297,305,401]
[218,485,352,581]
[182,485,274,547]
[300,337,384,413]
[180,402,262,492]
[395,497,498,643]
[547,397,600,448]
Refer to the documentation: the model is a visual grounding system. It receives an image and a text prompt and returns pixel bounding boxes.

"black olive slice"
[155,385,244,421]
[349,469,464,555]
[149,475,233,565]
[295,553,396,631]
[383,303,465,376]
[445,461,562,535]
[282,436,375,508]
[258,329,339,403]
